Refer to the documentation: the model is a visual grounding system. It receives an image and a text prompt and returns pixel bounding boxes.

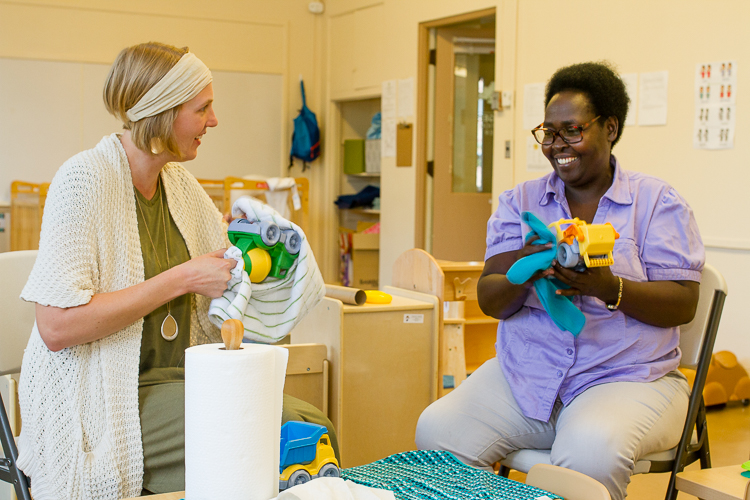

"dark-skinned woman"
[415,62,704,500]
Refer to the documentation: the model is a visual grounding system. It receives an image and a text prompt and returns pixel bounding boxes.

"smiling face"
[171,82,218,162]
[542,90,617,190]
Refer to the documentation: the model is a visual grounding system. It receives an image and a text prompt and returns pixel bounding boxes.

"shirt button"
[557,370,563,378]
[566,348,574,355]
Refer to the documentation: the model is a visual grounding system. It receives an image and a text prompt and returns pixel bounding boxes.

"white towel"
[266,177,300,219]
[274,478,396,500]
[208,196,325,343]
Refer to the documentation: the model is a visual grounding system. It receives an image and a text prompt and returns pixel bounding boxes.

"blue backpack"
[289,80,320,171]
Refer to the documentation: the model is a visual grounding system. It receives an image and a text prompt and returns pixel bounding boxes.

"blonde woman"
[17,42,336,499]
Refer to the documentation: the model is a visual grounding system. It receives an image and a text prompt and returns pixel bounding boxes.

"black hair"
[545,61,630,147]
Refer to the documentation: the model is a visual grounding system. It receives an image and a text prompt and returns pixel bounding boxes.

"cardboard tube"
[325,284,366,305]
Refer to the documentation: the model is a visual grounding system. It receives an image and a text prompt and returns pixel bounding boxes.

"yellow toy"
[279,421,339,490]
[548,218,620,269]
[682,351,750,407]
[364,290,392,304]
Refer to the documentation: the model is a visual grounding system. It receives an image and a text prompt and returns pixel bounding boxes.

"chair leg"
[664,401,712,500]
[696,404,711,469]
[498,464,511,478]
[0,394,32,500]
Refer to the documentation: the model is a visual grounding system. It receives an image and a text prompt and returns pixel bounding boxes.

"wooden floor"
[508,402,750,499]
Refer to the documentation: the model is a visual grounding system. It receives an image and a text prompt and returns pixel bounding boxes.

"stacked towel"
[208,196,325,343]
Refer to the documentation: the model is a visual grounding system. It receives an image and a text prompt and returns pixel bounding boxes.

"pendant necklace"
[135,178,179,341]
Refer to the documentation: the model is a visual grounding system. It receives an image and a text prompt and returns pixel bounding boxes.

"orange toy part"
[561,224,583,245]
[682,350,750,406]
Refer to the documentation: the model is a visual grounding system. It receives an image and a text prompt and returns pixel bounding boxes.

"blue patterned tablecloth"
[342,450,563,500]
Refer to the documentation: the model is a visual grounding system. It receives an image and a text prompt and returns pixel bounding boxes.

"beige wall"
[325,0,749,367]
[511,0,750,367]
[2,0,747,365]
[0,0,338,279]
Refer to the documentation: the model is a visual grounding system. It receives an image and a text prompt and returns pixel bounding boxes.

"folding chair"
[499,263,728,500]
[0,250,37,500]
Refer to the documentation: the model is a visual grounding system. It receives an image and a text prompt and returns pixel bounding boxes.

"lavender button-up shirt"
[485,156,704,422]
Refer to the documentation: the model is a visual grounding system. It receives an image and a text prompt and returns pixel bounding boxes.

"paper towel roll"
[185,343,289,500]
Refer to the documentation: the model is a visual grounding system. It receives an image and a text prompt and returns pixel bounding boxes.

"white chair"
[499,263,728,500]
[527,463,611,500]
[0,250,37,500]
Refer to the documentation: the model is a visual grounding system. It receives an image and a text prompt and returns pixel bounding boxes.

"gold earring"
[150,138,164,155]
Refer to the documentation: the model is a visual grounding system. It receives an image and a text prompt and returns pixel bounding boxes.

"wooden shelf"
[347,172,381,178]
[444,318,466,325]
[392,250,500,398]
[343,208,380,215]
[465,317,499,325]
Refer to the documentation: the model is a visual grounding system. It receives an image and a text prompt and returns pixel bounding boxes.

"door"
[431,28,495,262]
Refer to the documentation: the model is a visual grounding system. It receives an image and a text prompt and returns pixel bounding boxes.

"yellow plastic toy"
[548,218,620,269]
[246,247,273,283]
[365,290,392,304]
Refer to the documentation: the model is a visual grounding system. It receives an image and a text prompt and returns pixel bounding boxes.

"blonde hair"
[103,42,188,157]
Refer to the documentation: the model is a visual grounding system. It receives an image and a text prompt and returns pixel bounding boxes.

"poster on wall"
[381,80,397,157]
[620,73,638,126]
[694,60,736,150]
[638,71,669,126]
[523,82,546,130]
[526,136,551,172]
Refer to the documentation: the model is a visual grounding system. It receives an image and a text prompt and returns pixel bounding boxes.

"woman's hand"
[551,261,699,326]
[223,211,247,224]
[513,235,556,287]
[551,260,620,304]
[176,249,236,298]
[478,236,554,320]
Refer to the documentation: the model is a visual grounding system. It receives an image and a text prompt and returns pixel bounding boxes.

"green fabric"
[139,381,186,494]
[135,180,192,385]
[139,385,339,495]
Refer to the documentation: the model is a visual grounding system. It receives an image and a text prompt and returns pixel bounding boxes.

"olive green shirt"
[135,180,192,386]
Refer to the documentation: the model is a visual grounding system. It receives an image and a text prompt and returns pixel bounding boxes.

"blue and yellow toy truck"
[279,421,339,490]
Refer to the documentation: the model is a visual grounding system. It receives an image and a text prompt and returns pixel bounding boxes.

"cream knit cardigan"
[17,134,227,500]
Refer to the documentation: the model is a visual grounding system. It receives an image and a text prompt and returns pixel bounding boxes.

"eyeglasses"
[531,115,601,146]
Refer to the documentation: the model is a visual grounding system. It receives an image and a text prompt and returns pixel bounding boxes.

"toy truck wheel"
[318,463,340,478]
[260,221,281,246]
[285,230,302,254]
[557,243,579,268]
[288,469,311,487]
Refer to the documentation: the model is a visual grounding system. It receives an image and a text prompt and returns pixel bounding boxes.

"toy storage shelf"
[338,97,381,203]
[335,97,382,287]
[392,249,498,397]
[289,288,439,468]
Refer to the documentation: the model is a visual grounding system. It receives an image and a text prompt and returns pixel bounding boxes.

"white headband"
[126,52,212,122]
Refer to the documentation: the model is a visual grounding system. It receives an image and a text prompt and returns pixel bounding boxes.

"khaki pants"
[415,358,689,500]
